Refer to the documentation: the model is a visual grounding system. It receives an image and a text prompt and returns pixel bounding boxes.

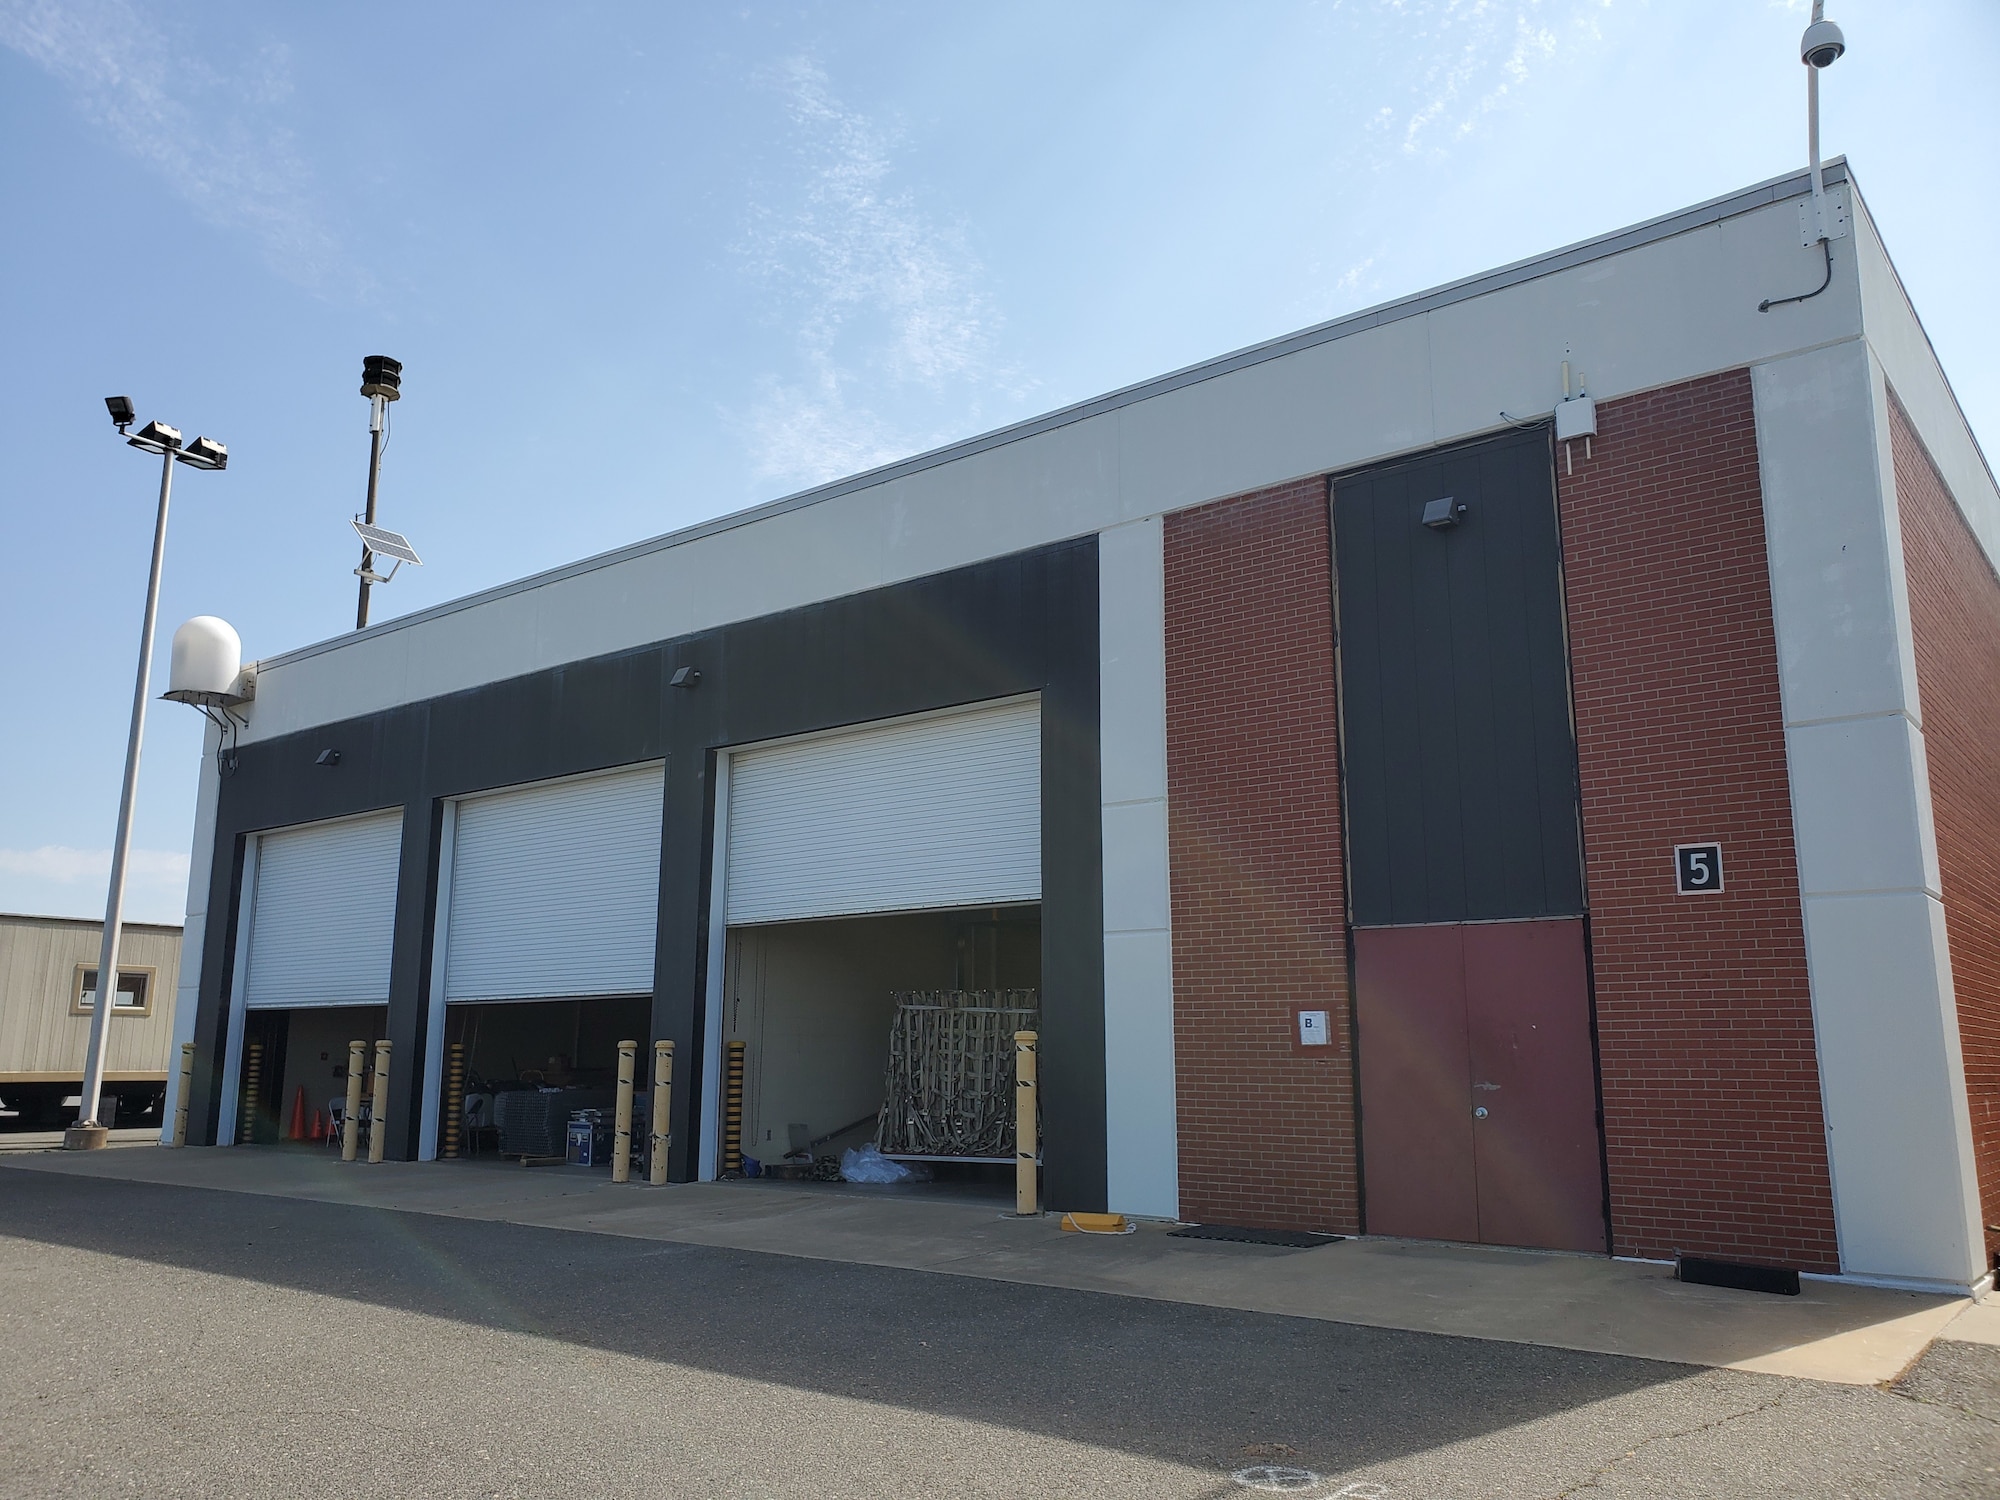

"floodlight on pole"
[182,436,228,470]
[67,399,230,1150]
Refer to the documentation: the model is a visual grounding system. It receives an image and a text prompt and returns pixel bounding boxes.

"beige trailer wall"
[0,915,181,1081]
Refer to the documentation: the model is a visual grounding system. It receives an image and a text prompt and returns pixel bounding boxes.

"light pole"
[66,398,227,1151]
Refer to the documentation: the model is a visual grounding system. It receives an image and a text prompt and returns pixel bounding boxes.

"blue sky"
[2,0,1995,923]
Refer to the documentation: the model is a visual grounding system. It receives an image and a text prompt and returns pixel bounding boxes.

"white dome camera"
[1801,18,1845,69]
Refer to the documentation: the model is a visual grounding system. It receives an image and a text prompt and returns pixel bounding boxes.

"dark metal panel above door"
[1333,428,1584,926]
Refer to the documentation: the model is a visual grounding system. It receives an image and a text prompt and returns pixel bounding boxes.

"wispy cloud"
[736,57,1018,489]
[740,368,916,493]
[0,845,190,923]
[0,0,353,293]
[1364,1,1608,161]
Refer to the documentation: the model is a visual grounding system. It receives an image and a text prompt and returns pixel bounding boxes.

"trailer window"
[72,967,151,1017]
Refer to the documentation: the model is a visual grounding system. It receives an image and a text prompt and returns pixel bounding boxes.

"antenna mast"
[355,355,403,630]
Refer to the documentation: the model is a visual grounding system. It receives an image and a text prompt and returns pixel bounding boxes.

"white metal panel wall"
[243,811,403,1009]
[444,764,665,1001]
[726,699,1041,925]
[236,175,1860,754]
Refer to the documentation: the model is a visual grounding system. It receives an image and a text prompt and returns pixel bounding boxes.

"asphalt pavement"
[0,1167,1993,1499]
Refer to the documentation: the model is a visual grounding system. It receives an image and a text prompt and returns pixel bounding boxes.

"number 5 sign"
[1675,843,1724,895]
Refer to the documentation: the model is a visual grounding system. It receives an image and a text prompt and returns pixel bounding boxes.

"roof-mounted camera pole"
[1761,4,1848,312]
[355,355,402,630]
[1802,2,1847,244]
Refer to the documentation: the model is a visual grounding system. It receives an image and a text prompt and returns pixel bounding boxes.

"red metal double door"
[1354,918,1605,1253]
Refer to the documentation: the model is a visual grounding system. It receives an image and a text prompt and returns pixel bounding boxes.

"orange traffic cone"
[310,1109,325,1142]
[288,1086,307,1141]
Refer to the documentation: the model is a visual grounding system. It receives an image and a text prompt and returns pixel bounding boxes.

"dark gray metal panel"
[187,541,1106,1210]
[1333,428,1583,926]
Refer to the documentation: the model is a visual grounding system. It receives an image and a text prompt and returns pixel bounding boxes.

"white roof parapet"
[259,161,1856,678]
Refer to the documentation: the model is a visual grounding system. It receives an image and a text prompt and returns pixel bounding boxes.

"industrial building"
[168,160,1999,1295]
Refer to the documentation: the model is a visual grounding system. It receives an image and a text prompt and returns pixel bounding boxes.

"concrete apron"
[2,1144,1982,1386]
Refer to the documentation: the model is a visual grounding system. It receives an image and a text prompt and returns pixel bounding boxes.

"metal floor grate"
[1168,1224,1345,1249]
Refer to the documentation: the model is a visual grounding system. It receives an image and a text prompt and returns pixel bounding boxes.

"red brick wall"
[1164,478,1358,1233]
[1557,370,1839,1270]
[1892,391,2000,1272]
[1159,374,1843,1263]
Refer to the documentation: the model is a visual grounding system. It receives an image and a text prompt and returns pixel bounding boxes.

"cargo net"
[876,990,1039,1158]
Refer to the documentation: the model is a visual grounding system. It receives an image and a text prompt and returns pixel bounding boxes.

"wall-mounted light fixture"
[670,666,702,689]
[1422,497,1465,530]
[315,748,342,767]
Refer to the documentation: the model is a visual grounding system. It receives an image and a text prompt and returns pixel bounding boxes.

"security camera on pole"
[67,399,228,1150]
[1761,4,1849,312]
[1800,5,1847,244]
[352,356,423,629]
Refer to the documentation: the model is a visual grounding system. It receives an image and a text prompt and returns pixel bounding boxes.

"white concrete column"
[1098,517,1179,1219]
[1754,339,1985,1292]
[160,723,223,1143]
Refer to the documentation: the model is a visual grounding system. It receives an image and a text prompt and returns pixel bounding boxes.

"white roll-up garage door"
[243,810,403,1009]
[725,697,1041,926]
[443,763,665,1002]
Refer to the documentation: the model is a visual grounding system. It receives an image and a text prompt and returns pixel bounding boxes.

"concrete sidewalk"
[2,1141,1982,1386]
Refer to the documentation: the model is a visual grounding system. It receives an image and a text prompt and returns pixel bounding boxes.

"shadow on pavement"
[0,1166,1700,1477]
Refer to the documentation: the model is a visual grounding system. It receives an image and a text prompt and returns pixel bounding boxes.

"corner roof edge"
[259,160,1852,674]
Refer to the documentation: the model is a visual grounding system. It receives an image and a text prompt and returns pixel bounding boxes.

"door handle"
[1473,1106,1489,1120]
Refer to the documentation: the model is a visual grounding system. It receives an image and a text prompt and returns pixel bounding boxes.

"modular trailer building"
[170,161,2000,1295]
[0,913,182,1126]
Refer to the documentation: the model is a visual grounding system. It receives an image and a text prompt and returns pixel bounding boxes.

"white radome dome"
[165,616,243,704]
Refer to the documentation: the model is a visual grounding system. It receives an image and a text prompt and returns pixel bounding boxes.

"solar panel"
[351,520,422,566]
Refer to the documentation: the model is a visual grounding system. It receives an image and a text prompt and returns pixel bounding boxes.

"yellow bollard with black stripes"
[613,1040,637,1183]
[171,1041,194,1147]
[238,1041,262,1144]
[367,1040,391,1163]
[721,1040,746,1174]
[1014,1029,1038,1216]
[649,1040,673,1186]
[443,1042,466,1159]
[341,1040,365,1162]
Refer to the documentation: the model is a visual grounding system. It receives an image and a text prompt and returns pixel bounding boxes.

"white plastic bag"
[839,1143,914,1183]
